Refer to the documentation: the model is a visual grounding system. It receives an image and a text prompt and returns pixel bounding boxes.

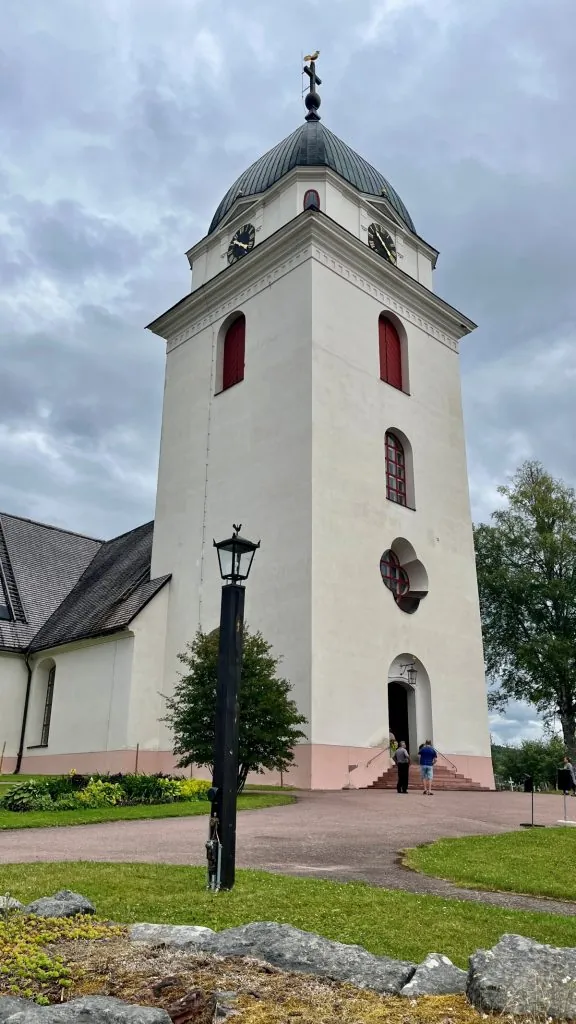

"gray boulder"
[468,933,576,1019]
[0,896,23,913]
[129,922,214,948]
[200,921,416,994]
[0,996,171,1022]
[0,999,29,1022]
[400,953,467,997]
[23,890,95,918]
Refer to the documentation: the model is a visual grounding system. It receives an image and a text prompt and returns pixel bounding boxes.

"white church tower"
[149,60,494,790]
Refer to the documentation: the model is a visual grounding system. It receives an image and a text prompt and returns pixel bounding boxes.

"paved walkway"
[1,790,575,915]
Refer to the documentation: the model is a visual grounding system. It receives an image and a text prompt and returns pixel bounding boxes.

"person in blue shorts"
[419,739,437,796]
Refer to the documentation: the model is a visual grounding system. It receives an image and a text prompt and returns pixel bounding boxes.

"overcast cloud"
[1,0,573,744]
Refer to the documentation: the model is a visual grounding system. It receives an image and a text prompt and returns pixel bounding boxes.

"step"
[365,762,490,792]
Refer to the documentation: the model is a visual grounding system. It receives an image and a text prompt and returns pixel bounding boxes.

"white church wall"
[0,653,27,771]
[21,636,133,768]
[309,255,491,783]
[128,584,171,752]
[152,259,314,739]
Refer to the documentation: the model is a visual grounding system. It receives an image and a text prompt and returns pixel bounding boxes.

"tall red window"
[222,315,245,391]
[385,431,407,506]
[379,315,402,390]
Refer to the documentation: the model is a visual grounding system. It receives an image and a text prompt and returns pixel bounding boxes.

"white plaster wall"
[128,585,170,750]
[25,637,134,756]
[0,653,27,756]
[324,181,360,236]
[310,256,490,759]
[152,260,314,733]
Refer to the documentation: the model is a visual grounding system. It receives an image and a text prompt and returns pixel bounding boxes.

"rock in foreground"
[0,896,23,913]
[130,922,214,948]
[199,921,416,994]
[468,934,576,1019]
[0,996,170,1022]
[400,952,467,996]
[23,889,95,918]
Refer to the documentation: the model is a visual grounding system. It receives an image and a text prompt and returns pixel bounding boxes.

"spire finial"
[303,51,321,121]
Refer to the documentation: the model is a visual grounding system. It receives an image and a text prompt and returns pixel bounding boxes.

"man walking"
[393,740,410,793]
[419,738,437,796]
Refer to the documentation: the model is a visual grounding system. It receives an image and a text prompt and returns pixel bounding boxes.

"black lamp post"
[206,524,260,891]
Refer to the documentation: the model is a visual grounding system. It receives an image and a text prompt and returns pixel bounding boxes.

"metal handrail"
[436,749,458,772]
[345,746,392,788]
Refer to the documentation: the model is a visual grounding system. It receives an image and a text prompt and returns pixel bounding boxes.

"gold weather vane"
[303,50,322,121]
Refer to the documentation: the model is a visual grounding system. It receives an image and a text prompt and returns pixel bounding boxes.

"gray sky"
[1,0,573,745]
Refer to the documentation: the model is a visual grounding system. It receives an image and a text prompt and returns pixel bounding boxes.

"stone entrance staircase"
[366,762,489,791]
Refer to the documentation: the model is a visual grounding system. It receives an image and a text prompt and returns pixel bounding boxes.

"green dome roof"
[208,120,414,235]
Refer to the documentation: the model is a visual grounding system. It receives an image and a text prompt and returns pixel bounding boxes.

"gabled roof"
[0,514,102,652]
[28,521,170,654]
[0,514,170,655]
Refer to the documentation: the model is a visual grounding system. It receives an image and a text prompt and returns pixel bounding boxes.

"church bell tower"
[148,57,494,790]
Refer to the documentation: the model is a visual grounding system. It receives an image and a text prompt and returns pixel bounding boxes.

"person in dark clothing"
[561,756,576,796]
[393,740,410,793]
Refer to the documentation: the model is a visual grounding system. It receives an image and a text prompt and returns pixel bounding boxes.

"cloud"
[490,702,545,747]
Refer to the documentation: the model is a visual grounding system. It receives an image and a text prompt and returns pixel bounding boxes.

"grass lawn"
[405,827,576,902]
[1,862,576,967]
[0,793,293,830]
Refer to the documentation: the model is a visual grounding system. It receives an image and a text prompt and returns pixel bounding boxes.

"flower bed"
[0,773,211,813]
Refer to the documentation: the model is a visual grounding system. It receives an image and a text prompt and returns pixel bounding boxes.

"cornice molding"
[150,212,475,357]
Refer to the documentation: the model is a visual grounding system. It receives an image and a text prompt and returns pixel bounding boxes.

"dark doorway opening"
[388,682,410,752]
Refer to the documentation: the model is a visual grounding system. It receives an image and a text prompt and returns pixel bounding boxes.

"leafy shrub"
[100,773,179,805]
[0,781,52,813]
[51,794,81,811]
[178,778,211,801]
[75,779,123,808]
[45,773,89,799]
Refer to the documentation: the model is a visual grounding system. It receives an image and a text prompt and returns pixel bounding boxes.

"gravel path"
[1,789,574,916]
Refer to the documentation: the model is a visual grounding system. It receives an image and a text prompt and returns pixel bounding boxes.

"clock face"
[368,223,397,264]
[227,223,256,264]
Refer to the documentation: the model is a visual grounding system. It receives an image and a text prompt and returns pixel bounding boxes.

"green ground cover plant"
[404,827,576,901]
[2,863,576,967]
[0,910,123,1003]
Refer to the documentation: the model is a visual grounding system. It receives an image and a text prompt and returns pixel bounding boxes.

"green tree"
[491,736,566,789]
[163,627,307,791]
[475,461,576,759]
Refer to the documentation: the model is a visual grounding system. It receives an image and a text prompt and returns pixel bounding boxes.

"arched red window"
[379,315,402,390]
[303,189,320,211]
[222,315,245,391]
[385,432,407,506]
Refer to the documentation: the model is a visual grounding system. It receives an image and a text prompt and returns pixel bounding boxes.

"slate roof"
[0,514,102,652]
[0,514,170,655]
[208,119,415,235]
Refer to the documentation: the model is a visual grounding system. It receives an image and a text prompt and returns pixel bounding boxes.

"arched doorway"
[387,654,432,757]
[388,682,410,750]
